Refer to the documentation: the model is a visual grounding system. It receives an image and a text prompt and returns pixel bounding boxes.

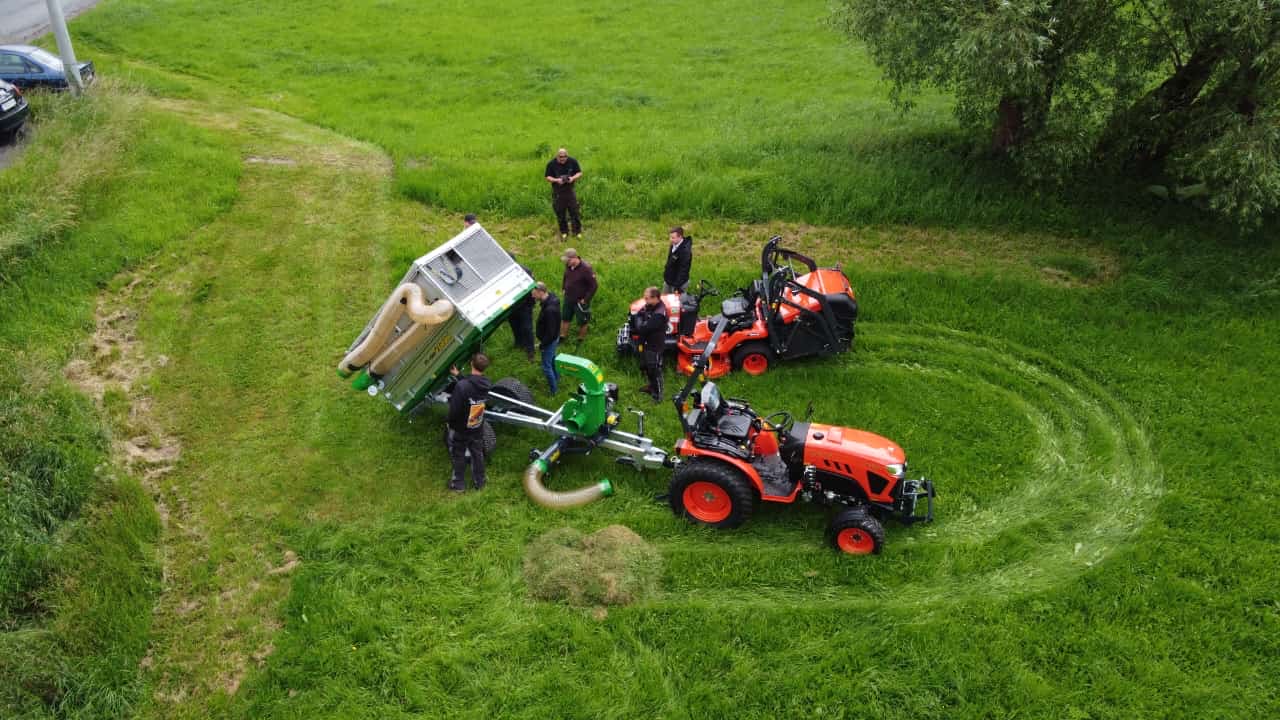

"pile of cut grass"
[523,525,662,606]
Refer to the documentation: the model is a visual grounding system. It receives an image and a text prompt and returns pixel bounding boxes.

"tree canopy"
[832,0,1280,229]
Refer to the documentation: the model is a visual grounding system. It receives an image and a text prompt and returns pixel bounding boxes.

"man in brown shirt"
[559,248,598,342]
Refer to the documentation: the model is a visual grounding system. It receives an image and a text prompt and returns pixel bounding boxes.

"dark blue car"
[0,78,29,142]
[0,45,95,91]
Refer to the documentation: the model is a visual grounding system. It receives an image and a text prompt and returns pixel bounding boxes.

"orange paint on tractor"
[776,269,855,324]
[802,422,906,503]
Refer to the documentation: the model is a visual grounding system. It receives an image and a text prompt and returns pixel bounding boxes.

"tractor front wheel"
[826,507,885,555]
[669,458,756,529]
[731,342,775,376]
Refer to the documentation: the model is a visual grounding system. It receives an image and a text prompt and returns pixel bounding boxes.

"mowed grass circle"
[655,323,1163,609]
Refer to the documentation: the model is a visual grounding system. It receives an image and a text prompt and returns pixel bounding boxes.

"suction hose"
[338,283,455,378]
[524,441,614,509]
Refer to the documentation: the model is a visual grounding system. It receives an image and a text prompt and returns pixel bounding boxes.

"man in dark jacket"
[531,282,562,394]
[662,226,693,294]
[559,248,598,343]
[507,254,536,361]
[446,353,493,492]
[632,286,669,402]
[544,147,583,238]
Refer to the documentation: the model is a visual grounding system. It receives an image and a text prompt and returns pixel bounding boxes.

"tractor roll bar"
[673,314,730,433]
[761,235,818,276]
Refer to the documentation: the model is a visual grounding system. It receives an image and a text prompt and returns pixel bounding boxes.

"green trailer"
[338,224,669,508]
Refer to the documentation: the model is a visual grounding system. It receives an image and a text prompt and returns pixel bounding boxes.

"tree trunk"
[1098,38,1227,168]
[992,96,1027,153]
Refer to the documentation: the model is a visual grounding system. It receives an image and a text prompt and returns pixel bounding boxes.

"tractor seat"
[700,382,753,440]
[716,412,753,440]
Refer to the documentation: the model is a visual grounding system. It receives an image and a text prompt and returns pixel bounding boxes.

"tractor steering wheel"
[763,411,794,437]
[697,278,720,300]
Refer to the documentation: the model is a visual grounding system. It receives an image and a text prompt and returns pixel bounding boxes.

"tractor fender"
[675,439,799,502]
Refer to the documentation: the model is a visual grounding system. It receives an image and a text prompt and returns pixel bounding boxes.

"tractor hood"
[801,422,906,471]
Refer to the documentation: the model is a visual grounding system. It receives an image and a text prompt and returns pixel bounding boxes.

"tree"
[831,0,1280,229]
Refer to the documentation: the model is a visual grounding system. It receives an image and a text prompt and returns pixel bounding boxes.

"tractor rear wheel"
[490,377,535,411]
[669,458,756,529]
[731,342,775,376]
[826,507,885,555]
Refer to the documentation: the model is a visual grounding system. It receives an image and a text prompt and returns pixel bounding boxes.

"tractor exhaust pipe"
[524,439,614,509]
[338,283,454,378]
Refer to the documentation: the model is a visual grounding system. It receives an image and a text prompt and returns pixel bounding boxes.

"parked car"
[0,78,29,143]
[0,45,95,91]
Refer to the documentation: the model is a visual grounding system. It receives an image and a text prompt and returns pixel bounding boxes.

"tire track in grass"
[655,323,1163,608]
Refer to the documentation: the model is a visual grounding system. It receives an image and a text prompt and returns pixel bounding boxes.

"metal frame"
[409,387,670,470]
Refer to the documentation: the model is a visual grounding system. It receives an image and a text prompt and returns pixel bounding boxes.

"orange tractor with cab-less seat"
[666,317,934,553]
[673,236,858,379]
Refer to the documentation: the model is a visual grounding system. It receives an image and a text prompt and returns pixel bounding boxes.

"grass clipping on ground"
[523,526,661,607]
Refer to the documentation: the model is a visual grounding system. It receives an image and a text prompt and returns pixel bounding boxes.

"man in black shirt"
[632,286,669,402]
[507,253,536,362]
[663,226,693,294]
[531,282,562,394]
[544,147,583,238]
[446,353,493,492]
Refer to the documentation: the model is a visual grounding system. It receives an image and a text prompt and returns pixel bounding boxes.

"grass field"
[2,1,1279,718]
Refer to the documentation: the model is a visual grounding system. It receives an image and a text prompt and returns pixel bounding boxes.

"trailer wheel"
[491,377,535,411]
[669,458,756,529]
[731,342,775,376]
[826,507,885,555]
[442,421,498,460]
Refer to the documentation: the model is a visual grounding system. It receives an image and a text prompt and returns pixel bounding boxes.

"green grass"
[0,82,241,716]
[0,1,1277,718]
[67,0,1191,233]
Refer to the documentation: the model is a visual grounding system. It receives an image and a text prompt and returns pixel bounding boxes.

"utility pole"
[45,0,85,95]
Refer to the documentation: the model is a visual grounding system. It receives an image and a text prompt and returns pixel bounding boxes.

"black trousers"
[553,190,581,234]
[508,305,534,354]
[641,348,664,399]
[449,431,487,489]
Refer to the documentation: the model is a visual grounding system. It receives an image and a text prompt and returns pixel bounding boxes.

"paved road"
[0,0,102,43]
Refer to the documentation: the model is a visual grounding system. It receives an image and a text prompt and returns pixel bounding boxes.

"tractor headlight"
[886,463,905,479]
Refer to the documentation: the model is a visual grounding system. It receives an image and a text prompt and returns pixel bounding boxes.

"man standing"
[507,253,536,362]
[446,353,493,492]
[559,248,597,343]
[531,282,561,394]
[463,213,477,227]
[662,226,693,294]
[544,147,583,238]
[633,287,669,402]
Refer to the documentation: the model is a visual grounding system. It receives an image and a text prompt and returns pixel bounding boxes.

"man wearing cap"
[544,147,583,238]
[531,282,561,394]
[463,213,477,227]
[662,226,693,294]
[559,248,597,343]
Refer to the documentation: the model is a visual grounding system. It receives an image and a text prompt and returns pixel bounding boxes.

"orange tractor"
[666,317,934,553]
[676,236,858,378]
[617,237,858,378]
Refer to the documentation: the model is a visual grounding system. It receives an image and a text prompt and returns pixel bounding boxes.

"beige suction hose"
[339,283,454,377]
[524,457,614,509]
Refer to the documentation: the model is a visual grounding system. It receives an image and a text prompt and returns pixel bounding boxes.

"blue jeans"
[540,341,560,394]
